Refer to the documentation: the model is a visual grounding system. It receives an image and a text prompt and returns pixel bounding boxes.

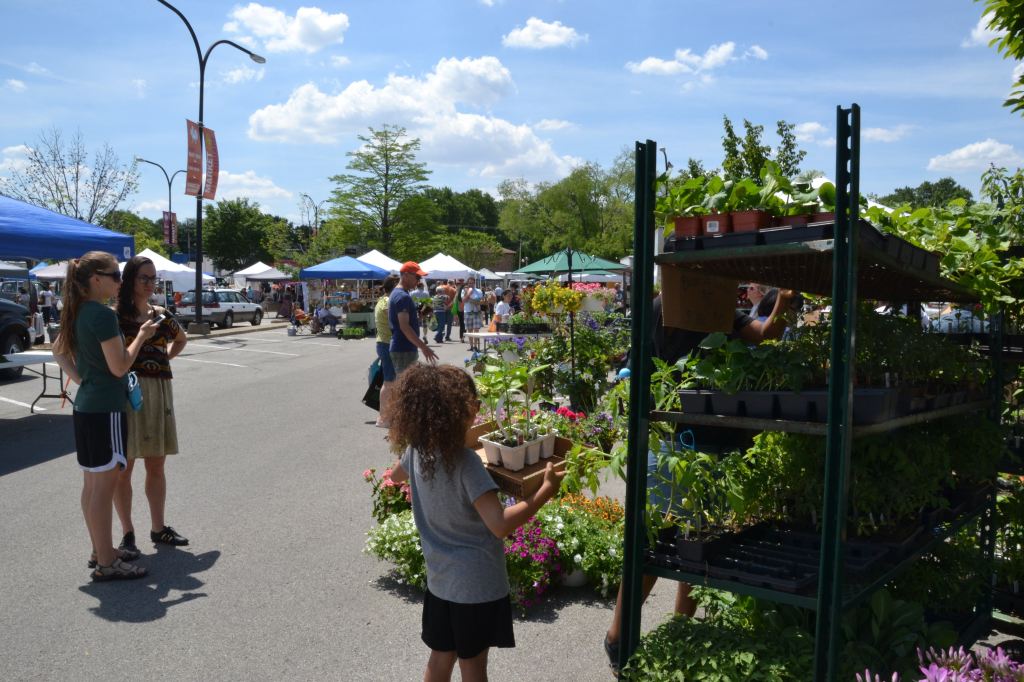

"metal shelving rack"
[620,105,998,681]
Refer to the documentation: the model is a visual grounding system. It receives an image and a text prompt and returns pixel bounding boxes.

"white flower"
[608,547,617,557]
[574,553,583,565]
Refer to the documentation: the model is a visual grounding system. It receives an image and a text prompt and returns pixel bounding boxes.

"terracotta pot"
[673,216,702,237]
[730,209,771,233]
[701,212,732,235]
[777,214,811,227]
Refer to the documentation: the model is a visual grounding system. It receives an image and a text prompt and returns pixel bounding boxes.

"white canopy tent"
[127,248,213,291]
[420,253,480,281]
[30,261,70,281]
[235,261,273,277]
[357,249,402,273]
[232,261,289,285]
[476,267,500,281]
[555,271,622,283]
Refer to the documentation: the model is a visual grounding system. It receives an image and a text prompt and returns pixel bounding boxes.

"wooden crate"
[465,421,569,499]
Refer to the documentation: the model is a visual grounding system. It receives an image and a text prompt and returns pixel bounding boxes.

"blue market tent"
[0,195,135,261]
[299,256,388,280]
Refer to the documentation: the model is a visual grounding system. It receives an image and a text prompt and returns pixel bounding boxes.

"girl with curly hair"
[389,364,563,682]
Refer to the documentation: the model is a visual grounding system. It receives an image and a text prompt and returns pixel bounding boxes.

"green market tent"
[516,249,625,275]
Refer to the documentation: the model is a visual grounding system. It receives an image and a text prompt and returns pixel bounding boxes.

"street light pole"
[135,156,186,255]
[300,193,327,236]
[155,0,265,332]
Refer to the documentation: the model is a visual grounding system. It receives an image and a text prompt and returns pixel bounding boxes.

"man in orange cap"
[389,261,439,376]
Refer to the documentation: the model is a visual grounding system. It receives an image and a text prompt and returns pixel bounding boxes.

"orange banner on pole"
[202,127,219,200]
[185,120,203,197]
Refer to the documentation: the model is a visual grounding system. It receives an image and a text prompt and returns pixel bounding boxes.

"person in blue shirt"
[389,261,439,376]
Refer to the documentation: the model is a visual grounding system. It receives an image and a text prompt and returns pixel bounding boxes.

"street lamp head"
[250,52,266,64]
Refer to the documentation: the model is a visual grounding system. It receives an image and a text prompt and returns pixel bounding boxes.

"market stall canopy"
[517,249,625,275]
[299,255,388,280]
[555,271,621,283]
[126,248,213,290]
[477,267,500,281]
[0,194,134,261]
[420,253,480,281]
[244,267,290,281]
[235,261,274,277]
[0,261,29,277]
[357,249,402,273]
[30,261,70,281]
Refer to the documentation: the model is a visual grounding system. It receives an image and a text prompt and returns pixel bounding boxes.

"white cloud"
[794,121,835,147]
[132,79,146,98]
[133,199,169,215]
[329,55,351,68]
[248,56,576,181]
[626,42,766,77]
[863,124,913,143]
[24,62,48,75]
[534,119,574,132]
[963,12,1006,48]
[0,145,31,174]
[502,18,587,50]
[6,79,26,92]
[224,3,349,54]
[223,65,265,84]
[216,170,294,202]
[927,138,1023,171]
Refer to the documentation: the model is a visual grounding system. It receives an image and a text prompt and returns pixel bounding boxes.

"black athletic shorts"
[421,588,515,659]
[73,411,127,472]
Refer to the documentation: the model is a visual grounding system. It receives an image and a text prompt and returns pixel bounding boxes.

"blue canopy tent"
[299,256,388,280]
[0,195,135,262]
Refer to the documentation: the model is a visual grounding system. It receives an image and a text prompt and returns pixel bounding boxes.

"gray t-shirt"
[401,447,508,603]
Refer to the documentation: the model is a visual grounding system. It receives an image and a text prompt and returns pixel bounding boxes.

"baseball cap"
[400,261,428,277]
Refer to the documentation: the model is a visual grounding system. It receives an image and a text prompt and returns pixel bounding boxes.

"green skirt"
[126,376,179,458]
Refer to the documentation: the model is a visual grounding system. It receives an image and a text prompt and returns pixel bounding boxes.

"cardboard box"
[465,421,569,499]
[660,266,739,333]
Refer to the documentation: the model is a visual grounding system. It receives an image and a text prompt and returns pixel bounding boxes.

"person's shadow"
[78,547,220,623]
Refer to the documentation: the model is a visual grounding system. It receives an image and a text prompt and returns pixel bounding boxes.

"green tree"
[263,215,309,264]
[328,124,431,254]
[438,230,505,270]
[720,116,805,182]
[977,0,1024,114]
[877,178,974,208]
[391,194,444,261]
[99,210,168,257]
[422,187,499,229]
[202,198,273,271]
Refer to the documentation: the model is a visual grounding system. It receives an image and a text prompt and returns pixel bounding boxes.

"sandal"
[91,557,148,582]
[87,546,141,569]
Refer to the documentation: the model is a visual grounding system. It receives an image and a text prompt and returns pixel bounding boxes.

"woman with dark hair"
[374,274,400,428]
[112,255,190,556]
[388,364,563,681]
[52,251,157,580]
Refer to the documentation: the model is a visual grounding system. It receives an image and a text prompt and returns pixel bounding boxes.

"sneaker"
[604,635,620,677]
[119,531,140,558]
[151,526,189,546]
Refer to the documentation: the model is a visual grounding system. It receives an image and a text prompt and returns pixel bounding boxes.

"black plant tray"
[698,232,761,249]
[758,224,834,245]
[855,522,926,559]
[679,387,898,424]
[508,323,550,334]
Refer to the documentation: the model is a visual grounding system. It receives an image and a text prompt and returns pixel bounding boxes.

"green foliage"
[774,120,807,179]
[876,177,974,209]
[421,186,499,228]
[390,194,444,261]
[535,494,624,597]
[328,124,431,255]
[100,209,168,257]
[996,476,1024,587]
[262,214,308,264]
[437,230,505,270]
[362,466,411,524]
[202,197,274,271]
[976,0,1024,114]
[720,116,805,183]
[889,527,987,619]
[619,609,813,681]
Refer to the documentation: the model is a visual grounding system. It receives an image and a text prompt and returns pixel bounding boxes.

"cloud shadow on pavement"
[78,549,221,623]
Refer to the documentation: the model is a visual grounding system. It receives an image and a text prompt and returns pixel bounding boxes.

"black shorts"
[73,411,127,472]
[422,588,515,659]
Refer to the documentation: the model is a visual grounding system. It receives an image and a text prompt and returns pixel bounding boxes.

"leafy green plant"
[655,175,707,225]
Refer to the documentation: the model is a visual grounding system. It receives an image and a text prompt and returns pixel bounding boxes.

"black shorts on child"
[421,588,515,659]
[73,411,128,472]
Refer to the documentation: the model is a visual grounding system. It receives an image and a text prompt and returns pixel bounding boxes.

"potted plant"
[656,176,706,238]
[475,352,550,471]
[699,176,734,235]
[725,165,783,232]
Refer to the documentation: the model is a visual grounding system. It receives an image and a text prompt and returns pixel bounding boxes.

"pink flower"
[362,469,373,480]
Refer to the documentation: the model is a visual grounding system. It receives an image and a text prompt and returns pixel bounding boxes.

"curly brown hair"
[390,364,478,480]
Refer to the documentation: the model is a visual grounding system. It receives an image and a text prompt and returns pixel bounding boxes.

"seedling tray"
[698,232,760,249]
[465,422,569,499]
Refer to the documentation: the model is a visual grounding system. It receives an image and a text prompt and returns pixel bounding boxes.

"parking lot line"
[0,396,47,411]
[176,357,248,368]
[187,342,298,357]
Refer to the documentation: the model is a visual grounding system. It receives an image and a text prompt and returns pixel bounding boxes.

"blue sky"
[2,0,1022,226]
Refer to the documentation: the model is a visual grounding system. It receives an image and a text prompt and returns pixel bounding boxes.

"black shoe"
[119,531,140,557]
[151,526,189,546]
[604,635,620,677]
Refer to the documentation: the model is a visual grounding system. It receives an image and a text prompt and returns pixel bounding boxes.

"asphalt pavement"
[0,325,679,681]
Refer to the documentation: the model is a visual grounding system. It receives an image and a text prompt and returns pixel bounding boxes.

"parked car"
[0,298,33,379]
[176,289,263,328]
